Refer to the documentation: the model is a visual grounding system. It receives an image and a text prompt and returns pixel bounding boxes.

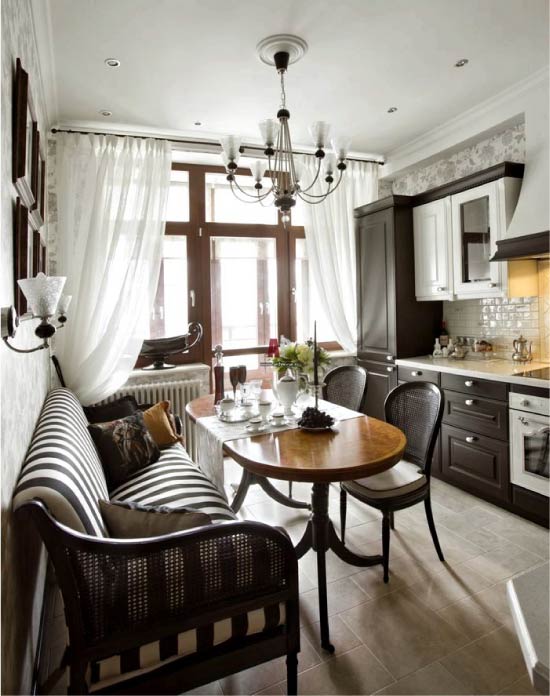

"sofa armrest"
[19,501,298,655]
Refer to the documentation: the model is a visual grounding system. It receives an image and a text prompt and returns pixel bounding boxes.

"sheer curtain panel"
[300,158,378,352]
[55,133,171,405]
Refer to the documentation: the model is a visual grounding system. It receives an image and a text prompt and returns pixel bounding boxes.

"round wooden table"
[222,414,406,652]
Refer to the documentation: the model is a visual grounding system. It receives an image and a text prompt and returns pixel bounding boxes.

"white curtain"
[54,132,171,405]
[301,158,378,352]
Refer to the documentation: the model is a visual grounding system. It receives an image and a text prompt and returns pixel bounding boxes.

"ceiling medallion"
[219,34,350,226]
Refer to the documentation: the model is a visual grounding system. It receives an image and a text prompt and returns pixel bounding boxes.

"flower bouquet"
[272,340,331,379]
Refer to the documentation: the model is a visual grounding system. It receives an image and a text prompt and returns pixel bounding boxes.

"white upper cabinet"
[413,199,453,301]
[413,177,521,301]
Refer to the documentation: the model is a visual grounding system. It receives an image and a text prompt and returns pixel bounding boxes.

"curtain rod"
[50,128,384,165]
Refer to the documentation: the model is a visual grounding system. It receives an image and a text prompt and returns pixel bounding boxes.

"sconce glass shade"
[250,159,266,182]
[259,118,280,147]
[309,121,331,149]
[331,135,352,161]
[323,152,337,176]
[220,135,241,163]
[57,294,72,314]
[18,273,66,318]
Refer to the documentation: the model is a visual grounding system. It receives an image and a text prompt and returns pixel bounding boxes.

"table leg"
[231,470,311,513]
[231,469,253,513]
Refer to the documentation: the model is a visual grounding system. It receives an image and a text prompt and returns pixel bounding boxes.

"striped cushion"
[13,388,109,536]
[88,603,285,692]
[110,446,236,522]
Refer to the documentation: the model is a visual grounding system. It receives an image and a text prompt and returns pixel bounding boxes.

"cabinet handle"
[386,355,394,361]
[436,287,445,292]
[520,400,530,407]
[464,380,474,387]
[386,366,394,373]
[189,289,196,308]
[465,399,475,406]
[465,436,477,443]
[411,370,422,377]
[488,282,497,288]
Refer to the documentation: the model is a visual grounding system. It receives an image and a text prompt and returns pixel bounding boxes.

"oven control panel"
[509,392,550,417]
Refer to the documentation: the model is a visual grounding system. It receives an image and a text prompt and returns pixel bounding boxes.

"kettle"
[512,335,533,362]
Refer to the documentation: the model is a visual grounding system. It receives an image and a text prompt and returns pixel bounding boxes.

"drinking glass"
[249,379,262,402]
[237,365,247,403]
[241,382,251,405]
[267,338,279,358]
[229,366,239,402]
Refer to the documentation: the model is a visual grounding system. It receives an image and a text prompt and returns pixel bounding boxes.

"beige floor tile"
[254,683,285,695]
[245,499,310,528]
[440,626,528,695]
[376,661,470,695]
[465,581,517,629]
[301,615,362,660]
[299,576,370,625]
[350,553,445,598]
[437,505,506,537]
[497,673,539,695]
[341,592,469,679]
[296,645,394,695]
[402,562,493,611]
[185,681,223,694]
[437,592,503,640]
[464,545,543,583]
[299,548,363,585]
[458,526,515,552]
[486,517,550,560]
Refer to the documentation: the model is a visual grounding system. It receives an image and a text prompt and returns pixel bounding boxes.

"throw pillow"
[99,499,211,538]
[89,411,160,491]
[84,395,138,424]
[142,400,180,448]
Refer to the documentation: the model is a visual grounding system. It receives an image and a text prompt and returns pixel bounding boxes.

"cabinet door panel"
[356,210,395,358]
[442,390,508,440]
[413,199,453,301]
[358,359,397,420]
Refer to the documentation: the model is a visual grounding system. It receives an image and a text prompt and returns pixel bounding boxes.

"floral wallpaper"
[1,1,51,693]
[391,123,525,196]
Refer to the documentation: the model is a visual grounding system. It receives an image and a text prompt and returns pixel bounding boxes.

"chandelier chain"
[280,71,286,108]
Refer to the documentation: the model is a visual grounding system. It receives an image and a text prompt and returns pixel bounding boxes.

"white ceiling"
[47,0,549,157]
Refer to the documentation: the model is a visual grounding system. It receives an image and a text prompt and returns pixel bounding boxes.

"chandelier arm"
[298,157,323,194]
[285,120,299,195]
[297,169,344,200]
[230,175,274,200]
[229,179,273,203]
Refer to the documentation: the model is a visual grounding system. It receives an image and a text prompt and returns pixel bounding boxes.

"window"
[142,163,339,371]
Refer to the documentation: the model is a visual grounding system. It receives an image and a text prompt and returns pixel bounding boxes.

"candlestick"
[313,320,319,408]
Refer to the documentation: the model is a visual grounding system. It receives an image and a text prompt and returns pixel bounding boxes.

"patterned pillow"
[89,411,160,491]
[84,395,138,424]
[99,500,211,538]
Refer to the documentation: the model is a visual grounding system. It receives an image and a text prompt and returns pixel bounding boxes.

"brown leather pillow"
[84,395,138,424]
[88,411,160,491]
[142,400,180,448]
[99,500,211,538]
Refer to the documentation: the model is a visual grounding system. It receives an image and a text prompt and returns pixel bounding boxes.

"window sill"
[328,349,357,360]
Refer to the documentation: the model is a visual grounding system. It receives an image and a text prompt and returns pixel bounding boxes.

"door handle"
[386,366,394,373]
[189,290,195,308]
[465,436,477,443]
[291,287,297,303]
[488,282,497,288]
[436,287,445,292]
[411,370,422,377]
[465,399,475,406]
[386,355,394,361]
[525,427,550,437]
[259,302,264,315]
[465,380,474,387]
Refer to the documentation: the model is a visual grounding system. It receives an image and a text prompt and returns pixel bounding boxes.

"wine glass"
[229,366,239,403]
[237,365,247,403]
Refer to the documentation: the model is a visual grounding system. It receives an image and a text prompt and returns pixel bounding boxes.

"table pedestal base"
[231,469,311,513]
[295,483,383,652]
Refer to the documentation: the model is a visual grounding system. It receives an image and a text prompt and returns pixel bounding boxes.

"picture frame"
[13,58,37,210]
[13,198,30,316]
[30,129,44,230]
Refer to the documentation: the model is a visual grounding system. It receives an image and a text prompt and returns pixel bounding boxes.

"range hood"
[492,69,549,262]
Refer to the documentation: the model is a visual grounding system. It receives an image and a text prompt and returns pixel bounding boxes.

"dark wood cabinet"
[355,196,442,365]
[358,358,397,421]
[442,390,508,441]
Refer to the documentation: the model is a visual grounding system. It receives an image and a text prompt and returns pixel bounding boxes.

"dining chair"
[340,381,445,583]
[288,365,368,500]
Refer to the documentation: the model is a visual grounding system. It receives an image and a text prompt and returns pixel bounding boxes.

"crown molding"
[29,0,59,128]
[381,65,549,180]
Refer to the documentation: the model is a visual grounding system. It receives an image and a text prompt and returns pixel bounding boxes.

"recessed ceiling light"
[104,58,121,67]
[455,58,469,68]
[194,121,202,126]
[387,106,398,113]
[99,109,112,117]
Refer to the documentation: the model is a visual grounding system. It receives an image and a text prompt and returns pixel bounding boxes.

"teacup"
[258,400,272,421]
[248,416,263,431]
[220,397,235,416]
[271,411,285,426]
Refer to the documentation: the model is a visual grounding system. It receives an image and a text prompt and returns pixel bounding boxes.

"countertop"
[395,356,550,389]
[507,563,549,694]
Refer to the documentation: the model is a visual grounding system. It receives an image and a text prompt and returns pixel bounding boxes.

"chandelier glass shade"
[220,45,350,225]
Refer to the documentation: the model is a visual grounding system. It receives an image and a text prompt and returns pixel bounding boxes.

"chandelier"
[219,35,350,225]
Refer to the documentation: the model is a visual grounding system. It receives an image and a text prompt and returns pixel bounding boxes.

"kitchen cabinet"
[413,199,453,301]
[411,163,523,301]
[355,196,442,417]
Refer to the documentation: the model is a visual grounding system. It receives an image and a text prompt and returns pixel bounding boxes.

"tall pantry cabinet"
[355,195,442,420]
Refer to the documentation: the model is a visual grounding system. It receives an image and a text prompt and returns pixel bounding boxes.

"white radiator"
[103,379,202,452]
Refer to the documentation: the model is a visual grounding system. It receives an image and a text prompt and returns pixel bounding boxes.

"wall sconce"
[1,273,71,354]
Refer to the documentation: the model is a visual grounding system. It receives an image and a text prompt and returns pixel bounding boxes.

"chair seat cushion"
[346,459,427,500]
[109,444,236,522]
[88,603,286,692]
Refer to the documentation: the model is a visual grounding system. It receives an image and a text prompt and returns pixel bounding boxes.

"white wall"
[1,0,51,692]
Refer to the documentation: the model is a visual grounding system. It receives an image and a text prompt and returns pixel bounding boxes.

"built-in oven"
[509,392,550,497]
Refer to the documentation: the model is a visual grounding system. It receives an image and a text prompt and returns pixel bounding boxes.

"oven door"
[510,409,550,497]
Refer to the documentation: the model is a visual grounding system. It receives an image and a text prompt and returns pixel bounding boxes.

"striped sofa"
[13,389,299,695]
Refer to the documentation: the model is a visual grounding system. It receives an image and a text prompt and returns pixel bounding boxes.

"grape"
[298,407,334,429]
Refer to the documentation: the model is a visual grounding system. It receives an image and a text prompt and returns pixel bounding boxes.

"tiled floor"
[42,460,549,695]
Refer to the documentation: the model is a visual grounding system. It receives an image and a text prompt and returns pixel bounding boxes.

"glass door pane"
[148,236,188,339]
[210,236,277,349]
[460,196,491,283]
[294,238,335,342]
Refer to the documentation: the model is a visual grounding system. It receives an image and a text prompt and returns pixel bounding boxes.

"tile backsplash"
[443,296,540,359]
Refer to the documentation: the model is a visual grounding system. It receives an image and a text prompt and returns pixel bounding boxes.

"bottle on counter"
[440,320,449,347]
[432,338,443,358]
[214,344,224,404]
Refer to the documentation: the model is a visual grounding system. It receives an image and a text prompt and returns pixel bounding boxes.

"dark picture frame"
[30,129,44,230]
[14,198,31,316]
[13,58,37,210]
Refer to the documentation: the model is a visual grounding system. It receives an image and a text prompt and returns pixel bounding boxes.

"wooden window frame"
[136,162,340,371]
